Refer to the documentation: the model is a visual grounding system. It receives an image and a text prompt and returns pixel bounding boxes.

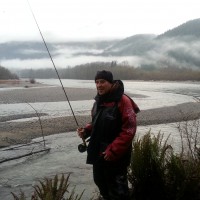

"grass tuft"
[11,174,84,200]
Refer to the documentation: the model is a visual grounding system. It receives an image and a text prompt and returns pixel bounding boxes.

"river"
[0,79,200,200]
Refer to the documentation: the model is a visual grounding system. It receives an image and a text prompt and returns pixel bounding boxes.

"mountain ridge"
[1,18,200,70]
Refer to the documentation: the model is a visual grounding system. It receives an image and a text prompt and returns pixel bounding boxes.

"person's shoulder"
[120,94,140,114]
[120,94,132,103]
[118,94,132,108]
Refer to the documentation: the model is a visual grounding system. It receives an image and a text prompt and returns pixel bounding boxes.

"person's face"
[95,79,113,95]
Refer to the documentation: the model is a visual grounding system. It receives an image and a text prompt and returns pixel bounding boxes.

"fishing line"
[27,0,86,147]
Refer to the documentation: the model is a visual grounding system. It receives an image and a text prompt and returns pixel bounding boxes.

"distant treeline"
[0,66,18,80]
[19,61,200,81]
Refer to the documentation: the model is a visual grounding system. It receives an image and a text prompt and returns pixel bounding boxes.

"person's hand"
[77,127,85,138]
[102,152,111,161]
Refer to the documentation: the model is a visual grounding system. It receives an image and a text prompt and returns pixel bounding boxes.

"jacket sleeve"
[83,123,92,139]
[105,95,137,161]
[83,102,95,139]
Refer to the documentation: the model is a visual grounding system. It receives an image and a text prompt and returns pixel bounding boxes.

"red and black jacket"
[84,80,140,165]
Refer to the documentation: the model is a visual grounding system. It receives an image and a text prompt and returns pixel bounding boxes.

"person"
[77,70,140,200]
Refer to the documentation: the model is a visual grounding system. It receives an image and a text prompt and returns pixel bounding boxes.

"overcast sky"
[0,0,199,43]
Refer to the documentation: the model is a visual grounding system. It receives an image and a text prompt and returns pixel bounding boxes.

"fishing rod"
[27,0,87,150]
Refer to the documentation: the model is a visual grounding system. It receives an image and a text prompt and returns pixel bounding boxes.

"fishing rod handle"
[77,127,87,145]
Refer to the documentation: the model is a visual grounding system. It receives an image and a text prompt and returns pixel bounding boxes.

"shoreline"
[0,81,200,148]
[0,101,200,148]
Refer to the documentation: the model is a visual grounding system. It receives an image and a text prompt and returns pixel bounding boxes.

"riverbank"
[0,81,200,148]
[0,79,48,88]
[0,101,200,148]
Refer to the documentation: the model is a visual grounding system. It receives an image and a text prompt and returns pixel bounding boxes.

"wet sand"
[0,80,200,148]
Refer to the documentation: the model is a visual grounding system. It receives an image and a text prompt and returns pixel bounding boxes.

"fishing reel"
[78,143,87,153]
[78,138,90,153]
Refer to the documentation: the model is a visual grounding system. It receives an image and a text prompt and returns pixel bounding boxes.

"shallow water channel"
[0,121,189,200]
[0,132,97,199]
[0,80,199,199]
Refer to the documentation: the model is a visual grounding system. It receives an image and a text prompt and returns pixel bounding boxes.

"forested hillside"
[158,18,200,38]
[0,66,18,80]
[2,18,200,73]
[101,18,200,70]
[19,61,200,81]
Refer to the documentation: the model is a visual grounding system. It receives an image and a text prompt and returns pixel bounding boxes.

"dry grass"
[0,79,20,84]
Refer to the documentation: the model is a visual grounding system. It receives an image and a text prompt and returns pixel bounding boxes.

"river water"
[0,79,200,200]
[0,79,199,118]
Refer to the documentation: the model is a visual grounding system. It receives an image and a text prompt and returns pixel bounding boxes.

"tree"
[0,65,18,80]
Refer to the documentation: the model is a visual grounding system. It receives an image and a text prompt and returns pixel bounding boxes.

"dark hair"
[94,70,113,83]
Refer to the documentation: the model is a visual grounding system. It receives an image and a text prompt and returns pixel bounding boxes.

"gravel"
[0,82,200,148]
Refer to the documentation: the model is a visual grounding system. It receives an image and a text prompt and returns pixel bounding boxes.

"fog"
[2,34,200,72]
[2,45,140,70]
[142,37,200,70]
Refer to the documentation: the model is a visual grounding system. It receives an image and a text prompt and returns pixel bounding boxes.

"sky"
[0,0,200,43]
